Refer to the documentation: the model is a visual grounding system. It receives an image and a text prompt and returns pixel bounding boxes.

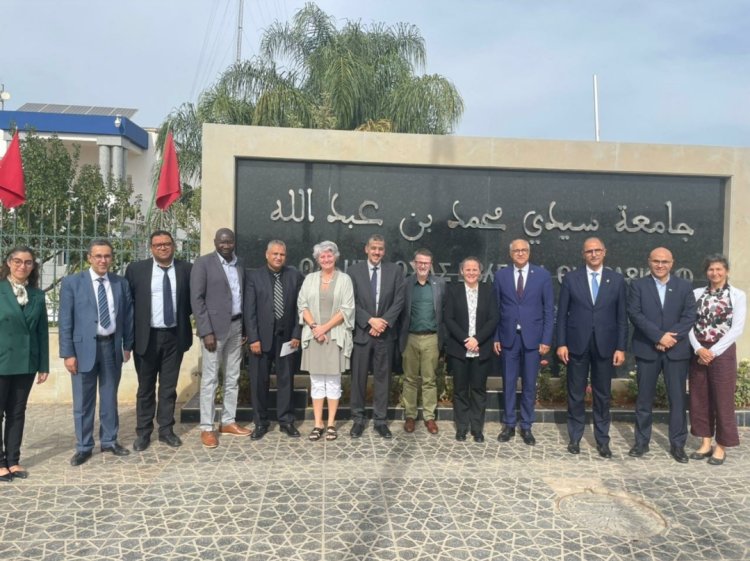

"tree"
[160,1,463,187]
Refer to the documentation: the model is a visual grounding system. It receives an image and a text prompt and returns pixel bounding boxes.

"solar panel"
[17,103,138,119]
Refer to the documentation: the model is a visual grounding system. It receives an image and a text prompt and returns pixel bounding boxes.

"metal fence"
[0,204,200,322]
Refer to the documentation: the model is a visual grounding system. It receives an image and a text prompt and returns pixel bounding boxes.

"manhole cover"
[558,490,667,538]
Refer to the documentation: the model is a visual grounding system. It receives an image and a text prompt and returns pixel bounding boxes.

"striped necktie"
[273,272,284,320]
[97,278,112,329]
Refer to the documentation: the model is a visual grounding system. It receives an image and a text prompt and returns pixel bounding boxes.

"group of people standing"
[0,229,744,480]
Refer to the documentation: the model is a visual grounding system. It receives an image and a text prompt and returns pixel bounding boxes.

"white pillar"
[112,145,125,183]
[98,144,112,185]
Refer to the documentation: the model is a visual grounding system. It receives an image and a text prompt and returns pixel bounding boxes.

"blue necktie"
[160,266,175,326]
[371,266,379,314]
[97,278,112,329]
[591,272,599,303]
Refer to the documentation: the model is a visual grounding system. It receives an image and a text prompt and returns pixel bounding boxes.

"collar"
[88,269,108,283]
[217,252,237,266]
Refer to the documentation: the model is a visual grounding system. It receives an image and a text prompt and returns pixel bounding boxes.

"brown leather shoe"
[424,419,439,434]
[220,422,251,436]
[201,430,218,448]
[404,417,416,433]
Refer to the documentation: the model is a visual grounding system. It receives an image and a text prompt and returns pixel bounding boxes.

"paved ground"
[1,404,749,561]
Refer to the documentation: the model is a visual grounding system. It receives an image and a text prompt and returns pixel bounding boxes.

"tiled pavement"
[2,404,749,561]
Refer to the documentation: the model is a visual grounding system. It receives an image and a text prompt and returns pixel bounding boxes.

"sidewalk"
[1,404,748,560]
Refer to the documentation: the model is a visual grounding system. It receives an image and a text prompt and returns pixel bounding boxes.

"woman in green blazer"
[0,246,49,482]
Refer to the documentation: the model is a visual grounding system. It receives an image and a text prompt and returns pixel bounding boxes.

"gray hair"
[266,239,286,251]
[508,239,530,252]
[313,240,340,261]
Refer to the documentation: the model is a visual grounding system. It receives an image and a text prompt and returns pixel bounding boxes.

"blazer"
[494,264,554,350]
[58,270,134,373]
[125,258,193,356]
[190,252,245,341]
[398,273,447,353]
[688,285,747,358]
[628,274,697,361]
[556,267,628,358]
[0,280,49,375]
[348,261,405,344]
[244,265,303,349]
[444,283,499,361]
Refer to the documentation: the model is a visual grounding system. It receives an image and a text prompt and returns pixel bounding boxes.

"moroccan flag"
[155,131,181,210]
[0,131,26,208]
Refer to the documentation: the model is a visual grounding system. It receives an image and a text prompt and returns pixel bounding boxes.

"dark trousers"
[449,356,489,434]
[634,355,689,448]
[350,337,394,426]
[72,339,122,452]
[689,344,739,447]
[502,337,540,429]
[567,335,614,445]
[248,335,296,426]
[0,373,35,467]
[133,328,184,438]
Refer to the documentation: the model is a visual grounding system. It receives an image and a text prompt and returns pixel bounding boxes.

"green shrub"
[735,358,750,408]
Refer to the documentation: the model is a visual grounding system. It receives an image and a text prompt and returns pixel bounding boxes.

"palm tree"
[159,2,463,185]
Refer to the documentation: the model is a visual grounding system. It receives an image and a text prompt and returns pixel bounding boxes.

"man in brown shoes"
[398,249,445,435]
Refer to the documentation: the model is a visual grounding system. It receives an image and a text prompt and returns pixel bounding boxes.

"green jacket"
[0,280,50,375]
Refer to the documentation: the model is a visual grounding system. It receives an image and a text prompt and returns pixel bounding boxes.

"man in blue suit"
[59,239,134,466]
[494,239,554,445]
[556,238,627,458]
[628,247,697,463]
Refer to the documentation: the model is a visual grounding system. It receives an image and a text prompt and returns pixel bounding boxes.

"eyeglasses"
[151,242,173,249]
[10,258,34,267]
[414,261,432,267]
[511,248,529,254]
[649,259,672,266]
[583,249,604,255]
[90,254,113,261]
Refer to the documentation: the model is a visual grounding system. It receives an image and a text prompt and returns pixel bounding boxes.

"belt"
[410,330,437,335]
[231,314,243,321]
[152,326,177,332]
[96,334,114,341]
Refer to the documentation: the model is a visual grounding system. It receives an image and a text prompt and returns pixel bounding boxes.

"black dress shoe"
[279,423,301,438]
[455,430,468,441]
[567,441,580,455]
[9,468,28,479]
[250,425,269,440]
[689,449,713,460]
[133,435,151,452]
[158,433,183,448]
[520,429,536,446]
[707,454,725,465]
[0,470,12,482]
[473,433,485,443]
[597,443,613,459]
[101,443,130,456]
[350,422,365,438]
[70,451,93,466]
[670,446,689,464]
[375,425,393,439]
[628,444,649,457]
[497,426,515,442]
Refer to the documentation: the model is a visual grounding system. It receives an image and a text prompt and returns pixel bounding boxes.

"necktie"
[516,269,524,299]
[97,278,112,329]
[160,266,175,326]
[371,266,379,313]
[273,272,284,320]
[591,272,599,303]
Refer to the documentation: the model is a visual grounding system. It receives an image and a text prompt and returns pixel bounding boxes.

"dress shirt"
[219,252,242,316]
[515,263,529,330]
[586,265,603,303]
[150,259,177,328]
[368,261,382,312]
[89,268,116,336]
[652,275,669,307]
[465,286,479,358]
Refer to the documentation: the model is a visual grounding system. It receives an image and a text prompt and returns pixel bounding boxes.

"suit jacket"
[58,270,134,373]
[494,264,554,350]
[0,280,49,375]
[244,265,303,350]
[348,261,405,344]
[398,273,446,353]
[628,274,697,361]
[444,283,499,361]
[190,252,245,341]
[125,258,193,355]
[556,267,628,357]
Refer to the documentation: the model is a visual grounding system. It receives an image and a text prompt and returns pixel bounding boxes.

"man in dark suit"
[191,228,250,448]
[244,240,303,440]
[398,248,445,434]
[628,246,697,463]
[125,230,192,452]
[348,235,405,439]
[556,237,628,458]
[59,239,134,466]
[494,238,554,446]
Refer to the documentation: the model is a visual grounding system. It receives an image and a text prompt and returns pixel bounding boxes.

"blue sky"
[3,0,748,146]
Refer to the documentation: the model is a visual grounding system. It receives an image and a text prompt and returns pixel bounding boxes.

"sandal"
[309,427,325,441]
[325,426,338,441]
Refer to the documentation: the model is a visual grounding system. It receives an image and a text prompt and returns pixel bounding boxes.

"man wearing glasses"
[125,231,193,452]
[494,239,554,446]
[628,247,696,463]
[556,238,628,458]
[398,249,445,434]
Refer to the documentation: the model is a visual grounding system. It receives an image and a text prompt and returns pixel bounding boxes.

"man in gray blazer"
[348,235,405,439]
[398,249,445,434]
[190,228,250,448]
[59,239,134,466]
